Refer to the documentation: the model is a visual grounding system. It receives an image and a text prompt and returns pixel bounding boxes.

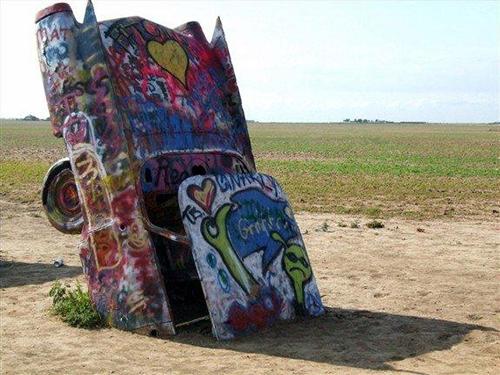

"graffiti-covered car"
[36,0,324,339]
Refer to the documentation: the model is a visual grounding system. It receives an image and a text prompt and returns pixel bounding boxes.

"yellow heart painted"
[147,40,188,87]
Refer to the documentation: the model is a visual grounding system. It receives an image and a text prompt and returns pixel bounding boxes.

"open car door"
[178,173,324,339]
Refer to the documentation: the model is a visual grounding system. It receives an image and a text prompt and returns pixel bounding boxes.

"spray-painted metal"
[36,0,324,339]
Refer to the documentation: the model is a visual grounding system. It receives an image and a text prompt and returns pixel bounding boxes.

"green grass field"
[1,120,498,219]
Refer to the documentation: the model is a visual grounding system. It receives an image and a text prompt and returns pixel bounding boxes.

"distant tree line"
[343,118,427,124]
[343,118,394,123]
[19,115,50,121]
[12,115,449,124]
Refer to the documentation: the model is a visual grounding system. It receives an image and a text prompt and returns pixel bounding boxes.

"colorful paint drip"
[37,0,324,340]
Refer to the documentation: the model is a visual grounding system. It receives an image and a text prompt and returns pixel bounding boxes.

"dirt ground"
[1,199,498,374]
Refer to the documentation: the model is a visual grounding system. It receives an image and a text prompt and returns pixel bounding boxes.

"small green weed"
[49,281,104,329]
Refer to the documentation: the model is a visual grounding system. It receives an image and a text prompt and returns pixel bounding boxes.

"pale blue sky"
[0,0,498,122]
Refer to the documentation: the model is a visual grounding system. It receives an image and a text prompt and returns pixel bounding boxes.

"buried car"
[36,0,324,339]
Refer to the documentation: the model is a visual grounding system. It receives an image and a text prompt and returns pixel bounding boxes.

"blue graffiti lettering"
[225,188,298,271]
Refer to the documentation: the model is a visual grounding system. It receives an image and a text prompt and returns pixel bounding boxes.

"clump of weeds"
[366,220,385,229]
[49,281,104,329]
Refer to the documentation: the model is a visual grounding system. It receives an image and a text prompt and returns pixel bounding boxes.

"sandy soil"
[1,199,499,374]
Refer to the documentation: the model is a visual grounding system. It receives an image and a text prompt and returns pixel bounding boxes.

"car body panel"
[178,173,324,339]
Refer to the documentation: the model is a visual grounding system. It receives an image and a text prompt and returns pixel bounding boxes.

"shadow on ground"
[0,260,82,288]
[173,307,496,372]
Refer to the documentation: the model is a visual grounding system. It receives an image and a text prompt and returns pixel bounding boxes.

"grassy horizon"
[1,120,498,219]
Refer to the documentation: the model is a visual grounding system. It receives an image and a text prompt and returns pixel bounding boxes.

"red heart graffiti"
[187,178,216,214]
